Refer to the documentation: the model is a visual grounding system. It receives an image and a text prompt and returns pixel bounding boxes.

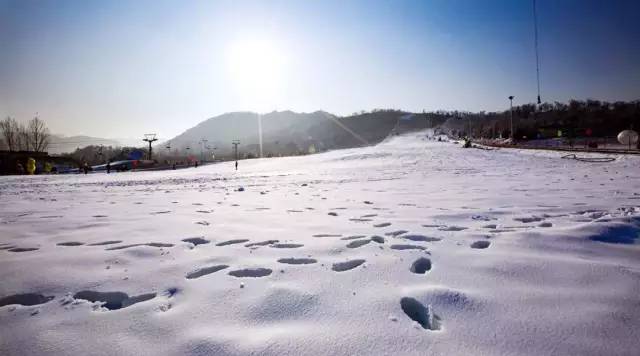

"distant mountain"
[164,110,432,157]
[47,135,137,155]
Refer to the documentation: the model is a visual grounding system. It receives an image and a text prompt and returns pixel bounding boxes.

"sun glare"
[226,38,287,111]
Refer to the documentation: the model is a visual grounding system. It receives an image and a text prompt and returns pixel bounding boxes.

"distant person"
[172,163,176,170]
[235,161,238,170]
[26,158,36,175]
[83,162,90,174]
[106,161,111,174]
[195,161,198,168]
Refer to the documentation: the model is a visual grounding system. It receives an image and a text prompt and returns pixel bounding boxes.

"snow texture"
[1,132,640,355]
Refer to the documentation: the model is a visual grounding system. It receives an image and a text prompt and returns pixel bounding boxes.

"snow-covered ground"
[1,132,640,356]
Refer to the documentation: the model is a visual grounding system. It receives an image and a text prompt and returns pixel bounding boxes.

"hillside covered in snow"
[1,132,639,355]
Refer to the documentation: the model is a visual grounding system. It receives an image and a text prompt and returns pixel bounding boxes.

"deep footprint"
[373,222,392,228]
[0,293,54,307]
[347,239,371,248]
[400,297,441,330]
[8,247,39,252]
[87,240,123,246]
[470,240,491,249]
[216,239,250,246]
[401,234,441,242]
[73,290,156,310]
[332,259,366,272]
[106,243,174,250]
[182,237,210,246]
[186,265,229,279]
[228,268,272,278]
[385,230,408,237]
[390,244,427,251]
[410,257,432,274]
[245,240,279,247]
[277,258,317,265]
[270,243,304,249]
[57,242,85,246]
[340,235,367,240]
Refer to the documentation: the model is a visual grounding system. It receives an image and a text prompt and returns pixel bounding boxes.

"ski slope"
[1,132,640,356]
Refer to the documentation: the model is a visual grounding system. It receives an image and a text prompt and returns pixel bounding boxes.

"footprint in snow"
[182,237,210,246]
[73,290,156,311]
[410,257,432,274]
[150,211,172,215]
[105,243,174,250]
[385,230,408,237]
[373,222,392,228]
[8,247,39,252]
[270,243,304,249]
[341,235,367,240]
[390,244,428,251]
[438,226,467,232]
[216,239,250,246]
[87,240,123,246]
[347,239,371,248]
[245,240,279,247]
[57,242,85,246]
[470,240,491,249]
[277,258,317,265]
[0,293,54,307]
[400,297,441,330]
[332,259,366,272]
[401,234,441,242]
[186,265,228,279]
[228,268,272,278]
[513,216,544,223]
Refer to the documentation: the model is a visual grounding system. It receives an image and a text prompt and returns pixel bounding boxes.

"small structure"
[0,151,79,175]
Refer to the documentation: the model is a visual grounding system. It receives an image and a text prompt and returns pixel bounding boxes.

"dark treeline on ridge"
[3,99,638,166]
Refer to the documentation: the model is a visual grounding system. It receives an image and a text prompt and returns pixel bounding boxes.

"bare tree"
[18,123,30,151]
[28,116,50,152]
[0,116,19,151]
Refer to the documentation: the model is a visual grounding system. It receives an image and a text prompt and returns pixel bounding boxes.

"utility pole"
[257,114,263,158]
[232,139,240,170]
[199,138,208,162]
[143,134,158,160]
[508,96,515,141]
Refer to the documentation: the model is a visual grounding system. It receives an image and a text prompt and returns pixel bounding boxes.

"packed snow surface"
[1,133,640,355]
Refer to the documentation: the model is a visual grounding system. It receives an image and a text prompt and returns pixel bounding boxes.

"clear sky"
[1,0,638,139]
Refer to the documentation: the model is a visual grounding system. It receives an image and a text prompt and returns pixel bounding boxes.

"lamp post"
[508,96,515,141]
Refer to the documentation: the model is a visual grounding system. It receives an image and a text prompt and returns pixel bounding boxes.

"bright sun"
[226,39,286,110]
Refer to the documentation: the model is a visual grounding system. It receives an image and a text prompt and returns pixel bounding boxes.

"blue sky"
[1,0,638,139]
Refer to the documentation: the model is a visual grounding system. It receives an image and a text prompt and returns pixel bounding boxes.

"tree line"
[435,99,640,139]
[0,116,51,152]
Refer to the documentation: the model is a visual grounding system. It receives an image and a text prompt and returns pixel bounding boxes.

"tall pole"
[199,138,208,162]
[142,134,158,161]
[508,96,515,141]
[232,139,240,170]
[257,113,263,158]
[533,0,542,105]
